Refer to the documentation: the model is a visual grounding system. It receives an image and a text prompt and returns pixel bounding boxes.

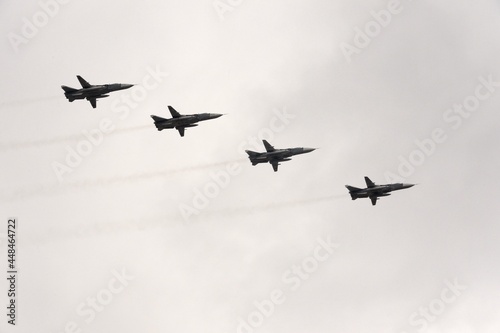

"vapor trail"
[4,158,248,201]
[0,95,61,108]
[200,194,347,217]
[0,125,151,151]
[64,158,247,189]
[24,195,347,245]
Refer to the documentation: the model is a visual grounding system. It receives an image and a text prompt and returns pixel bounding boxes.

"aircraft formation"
[61,75,415,206]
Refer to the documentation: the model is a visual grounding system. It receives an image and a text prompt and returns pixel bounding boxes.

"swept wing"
[77,75,92,88]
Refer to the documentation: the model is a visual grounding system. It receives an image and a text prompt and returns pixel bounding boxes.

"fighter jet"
[150,106,223,137]
[61,75,134,108]
[345,177,415,206]
[245,140,316,172]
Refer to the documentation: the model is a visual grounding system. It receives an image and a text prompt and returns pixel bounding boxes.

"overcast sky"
[1,0,500,332]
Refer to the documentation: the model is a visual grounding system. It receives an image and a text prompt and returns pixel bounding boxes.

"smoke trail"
[0,124,151,151]
[3,158,248,201]
[0,95,61,108]
[200,194,346,218]
[24,195,346,245]
[89,195,346,232]
[63,158,247,189]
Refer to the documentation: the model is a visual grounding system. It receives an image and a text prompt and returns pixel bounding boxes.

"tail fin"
[245,150,260,165]
[345,185,361,192]
[150,115,166,122]
[150,115,165,131]
[345,185,360,200]
[245,150,259,157]
[61,85,77,93]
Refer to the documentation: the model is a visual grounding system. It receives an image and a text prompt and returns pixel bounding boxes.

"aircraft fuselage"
[249,148,314,164]
[153,113,222,129]
[345,179,415,205]
[63,84,133,101]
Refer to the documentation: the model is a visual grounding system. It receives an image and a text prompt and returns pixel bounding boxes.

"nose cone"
[120,84,134,90]
[209,113,223,119]
[402,183,415,189]
[303,148,316,154]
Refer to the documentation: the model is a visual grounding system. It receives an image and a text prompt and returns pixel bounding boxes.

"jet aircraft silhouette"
[62,75,133,108]
[345,176,415,205]
[245,140,316,172]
